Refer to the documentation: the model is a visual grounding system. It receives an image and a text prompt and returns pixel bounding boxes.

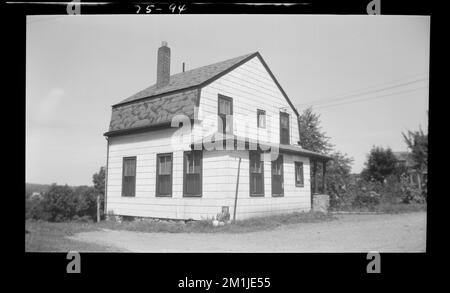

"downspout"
[104,136,109,219]
[232,157,242,222]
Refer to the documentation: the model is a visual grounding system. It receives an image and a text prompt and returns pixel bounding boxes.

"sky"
[26,15,430,186]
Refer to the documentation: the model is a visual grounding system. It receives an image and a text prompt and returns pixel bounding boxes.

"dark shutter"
[122,157,136,197]
[156,153,173,196]
[249,151,264,196]
[272,155,284,196]
[183,150,202,196]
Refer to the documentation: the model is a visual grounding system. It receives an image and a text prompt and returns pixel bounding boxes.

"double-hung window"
[257,109,266,128]
[272,155,284,196]
[280,112,290,144]
[122,156,136,197]
[249,151,264,196]
[184,150,202,196]
[295,161,304,187]
[156,153,173,196]
[218,95,233,135]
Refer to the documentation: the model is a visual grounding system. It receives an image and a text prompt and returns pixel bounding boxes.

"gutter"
[104,136,109,218]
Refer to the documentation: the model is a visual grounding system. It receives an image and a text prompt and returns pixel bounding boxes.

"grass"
[374,202,427,214]
[330,203,427,214]
[98,211,337,234]
[25,220,115,252]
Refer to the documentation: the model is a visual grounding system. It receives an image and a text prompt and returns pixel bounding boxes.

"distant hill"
[26,183,94,198]
[25,183,52,197]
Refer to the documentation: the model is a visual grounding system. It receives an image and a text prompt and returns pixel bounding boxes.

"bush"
[25,184,102,222]
[400,174,426,204]
[329,171,426,211]
[352,192,380,211]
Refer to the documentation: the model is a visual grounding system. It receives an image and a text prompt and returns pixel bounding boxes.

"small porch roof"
[191,133,333,161]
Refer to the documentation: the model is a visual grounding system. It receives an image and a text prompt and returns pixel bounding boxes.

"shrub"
[400,174,426,204]
[40,184,77,222]
[352,192,380,211]
[25,184,102,222]
[26,197,48,220]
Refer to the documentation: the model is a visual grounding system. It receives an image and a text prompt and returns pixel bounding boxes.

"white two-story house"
[104,42,331,220]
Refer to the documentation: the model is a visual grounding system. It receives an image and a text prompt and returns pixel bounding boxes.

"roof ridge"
[114,51,258,106]
[171,52,257,77]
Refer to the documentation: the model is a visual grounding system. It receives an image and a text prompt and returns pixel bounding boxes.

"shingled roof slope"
[115,52,256,106]
[108,88,199,133]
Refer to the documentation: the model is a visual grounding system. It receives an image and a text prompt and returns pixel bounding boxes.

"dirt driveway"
[68,212,426,252]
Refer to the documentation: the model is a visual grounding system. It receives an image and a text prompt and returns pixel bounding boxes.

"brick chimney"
[156,41,170,88]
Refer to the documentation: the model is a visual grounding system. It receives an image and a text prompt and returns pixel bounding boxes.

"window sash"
[271,155,284,196]
[257,110,266,128]
[158,174,171,195]
[184,151,202,196]
[250,151,264,196]
[250,173,264,195]
[123,158,136,177]
[156,153,172,196]
[158,155,172,175]
[250,153,263,174]
[122,157,136,197]
[295,162,304,186]
[280,115,289,128]
[218,98,231,115]
[186,152,201,174]
[280,113,290,144]
[218,95,233,134]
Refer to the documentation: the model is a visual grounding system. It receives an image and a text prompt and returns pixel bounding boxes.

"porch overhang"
[190,133,333,161]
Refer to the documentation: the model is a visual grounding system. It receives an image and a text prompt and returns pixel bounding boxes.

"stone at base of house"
[312,194,330,213]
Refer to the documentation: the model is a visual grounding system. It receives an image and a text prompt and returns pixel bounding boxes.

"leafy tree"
[361,146,398,183]
[298,107,353,204]
[92,166,106,220]
[402,126,428,172]
[41,184,76,222]
[298,107,333,153]
[93,166,105,196]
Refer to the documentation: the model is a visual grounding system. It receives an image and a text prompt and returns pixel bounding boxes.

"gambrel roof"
[105,52,299,137]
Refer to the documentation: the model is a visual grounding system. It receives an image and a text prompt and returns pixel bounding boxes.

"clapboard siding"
[225,151,311,220]
[107,131,311,220]
[194,56,300,144]
[107,134,243,220]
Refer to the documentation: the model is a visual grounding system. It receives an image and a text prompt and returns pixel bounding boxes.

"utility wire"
[297,75,428,106]
[299,77,428,107]
[313,86,428,110]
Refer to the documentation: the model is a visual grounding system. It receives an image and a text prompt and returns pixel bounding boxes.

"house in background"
[104,42,332,220]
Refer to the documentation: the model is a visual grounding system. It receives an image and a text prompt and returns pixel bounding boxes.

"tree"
[402,126,428,172]
[362,146,398,183]
[325,151,354,206]
[298,107,353,205]
[298,107,333,153]
[93,166,105,196]
[402,125,428,192]
[92,166,106,221]
[41,184,76,222]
